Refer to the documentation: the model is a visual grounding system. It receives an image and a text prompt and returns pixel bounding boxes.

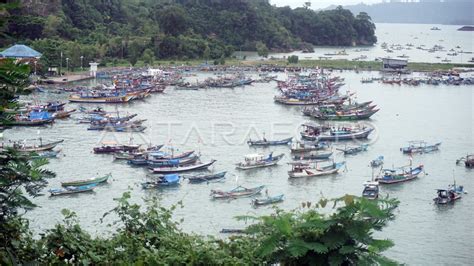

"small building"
[381,58,408,73]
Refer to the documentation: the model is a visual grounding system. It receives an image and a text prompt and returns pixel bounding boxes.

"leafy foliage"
[4,1,377,66]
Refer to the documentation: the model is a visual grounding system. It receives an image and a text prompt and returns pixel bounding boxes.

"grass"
[97,58,474,72]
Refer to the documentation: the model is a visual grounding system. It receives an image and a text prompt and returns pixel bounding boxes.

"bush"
[288,55,299,64]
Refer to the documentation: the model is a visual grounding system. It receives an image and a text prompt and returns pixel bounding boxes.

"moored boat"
[376,165,424,184]
[336,144,369,155]
[433,189,461,204]
[49,184,97,196]
[247,137,292,146]
[362,181,379,200]
[211,185,265,199]
[456,154,474,168]
[370,156,384,167]
[61,173,111,187]
[150,160,217,174]
[252,194,284,206]
[235,152,284,170]
[3,139,64,152]
[400,141,441,154]
[142,174,180,188]
[288,161,345,178]
[187,171,227,184]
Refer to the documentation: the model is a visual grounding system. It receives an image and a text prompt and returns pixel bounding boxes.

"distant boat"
[336,144,369,155]
[187,171,227,184]
[457,26,474,31]
[142,174,180,188]
[288,161,345,178]
[61,173,111,187]
[377,164,424,184]
[456,154,474,168]
[4,139,64,152]
[150,160,216,174]
[400,141,441,154]
[252,194,284,206]
[211,185,265,199]
[430,27,441,31]
[362,181,379,200]
[433,188,462,205]
[370,156,384,167]
[49,184,97,196]
[247,137,292,146]
[235,152,284,170]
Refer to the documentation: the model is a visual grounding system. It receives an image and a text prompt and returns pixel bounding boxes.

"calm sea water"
[242,23,474,64]
[5,69,473,264]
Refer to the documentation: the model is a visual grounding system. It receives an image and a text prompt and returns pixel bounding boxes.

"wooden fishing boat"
[252,194,284,206]
[312,108,379,120]
[316,127,374,141]
[376,165,424,184]
[247,137,292,146]
[433,189,461,204]
[290,141,329,153]
[336,144,369,155]
[146,155,200,168]
[61,173,111,187]
[148,150,195,160]
[456,154,474,168]
[400,141,441,154]
[142,174,180,188]
[292,150,333,160]
[68,94,133,103]
[93,143,140,154]
[211,185,265,199]
[187,171,227,184]
[113,151,144,160]
[370,156,384,167]
[4,139,64,152]
[288,161,345,178]
[79,106,107,115]
[31,149,62,158]
[235,153,284,170]
[362,181,379,200]
[52,109,76,119]
[49,184,97,196]
[299,122,332,141]
[150,160,216,174]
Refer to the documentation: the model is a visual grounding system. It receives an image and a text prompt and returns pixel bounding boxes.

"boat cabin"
[244,153,264,162]
[381,58,408,73]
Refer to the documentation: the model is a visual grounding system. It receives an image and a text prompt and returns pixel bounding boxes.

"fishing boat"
[68,94,133,103]
[3,139,64,152]
[61,173,111,187]
[211,185,265,199]
[52,109,76,119]
[247,137,292,146]
[8,111,55,126]
[316,127,374,141]
[400,141,441,154]
[433,189,461,204]
[456,154,474,168]
[290,141,329,153]
[235,153,284,170]
[146,155,200,168]
[79,106,107,115]
[336,144,369,155]
[49,184,97,196]
[142,174,181,188]
[370,156,384,167]
[252,194,284,206]
[362,181,379,200]
[311,108,379,120]
[31,149,62,158]
[93,142,140,154]
[147,150,195,161]
[376,165,424,184]
[288,161,345,178]
[187,171,227,184]
[150,160,216,174]
[292,150,333,160]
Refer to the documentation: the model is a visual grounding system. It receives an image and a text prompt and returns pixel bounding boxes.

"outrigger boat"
[252,194,284,206]
[336,144,369,155]
[186,171,227,184]
[211,185,265,199]
[150,160,216,174]
[49,184,97,196]
[377,164,424,184]
[288,161,345,178]
[3,139,64,152]
[61,173,111,187]
[247,137,292,146]
[235,152,284,170]
[400,141,441,154]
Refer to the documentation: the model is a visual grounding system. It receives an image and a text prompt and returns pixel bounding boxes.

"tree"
[256,41,269,58]
[157,6,188,36]
[288,55,299,64]
[0,59,30,109]
[141,48,155,66]
[203,44,211,63]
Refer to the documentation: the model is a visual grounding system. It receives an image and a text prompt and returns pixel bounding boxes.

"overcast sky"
[270,0,383,9]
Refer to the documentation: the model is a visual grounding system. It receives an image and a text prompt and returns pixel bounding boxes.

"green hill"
[2,0,376,68]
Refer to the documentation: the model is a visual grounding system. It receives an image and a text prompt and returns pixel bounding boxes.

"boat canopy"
[244,154,264,161]
[29,111,52,120]
[163,174,179,183]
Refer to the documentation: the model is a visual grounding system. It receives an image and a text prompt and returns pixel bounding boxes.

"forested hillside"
[2,0,376,68]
